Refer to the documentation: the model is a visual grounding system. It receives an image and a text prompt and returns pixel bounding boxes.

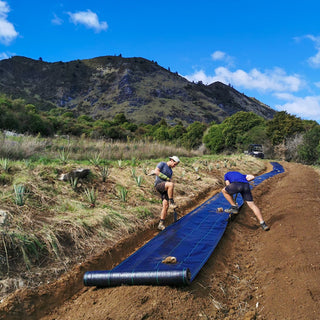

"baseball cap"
[169,156,180,163]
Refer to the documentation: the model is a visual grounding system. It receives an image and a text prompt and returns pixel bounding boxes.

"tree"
[181,121,207,150]
[113,113,127,125]
[121,122,138,132]
[298,125,320,164]
[61,112,74,118]
[21,113,54,136]
[25,104,37,114]
[266,111,304,145]
[168,124,186,140]
[48,107,66,117]
[238,125,268,149]
[156,118,168,127]
[203,124,225,153]
[77,115,94,123]
[222,112,265,150]
[104,126,127,140]
[153,125,169,141]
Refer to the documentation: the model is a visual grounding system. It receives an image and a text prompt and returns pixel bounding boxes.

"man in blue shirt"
[154,156,180,230]
[222,171,270,231]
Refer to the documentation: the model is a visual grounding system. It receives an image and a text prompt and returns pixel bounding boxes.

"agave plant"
[58,147,70,165]
[69,177,79,191]
[99,165,109,182]
[89,153,101,166]
[134,175,143,187]
[84,187,97,208]
[117,185,128,202]
[0,158,11,172]
[13,184,27,206]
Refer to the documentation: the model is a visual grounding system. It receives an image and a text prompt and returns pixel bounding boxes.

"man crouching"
[154,156,180,231]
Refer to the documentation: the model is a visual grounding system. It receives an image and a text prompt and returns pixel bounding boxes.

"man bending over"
[222,171,270,231]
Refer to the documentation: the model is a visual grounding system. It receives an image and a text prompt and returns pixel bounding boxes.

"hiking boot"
[225,205,239,214]
[260,221,270,231]
[158,221,165,231]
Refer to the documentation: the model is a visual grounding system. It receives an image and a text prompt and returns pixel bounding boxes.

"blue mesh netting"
[84,162,284,287]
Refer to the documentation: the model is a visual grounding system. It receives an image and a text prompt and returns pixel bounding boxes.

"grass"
[0,133,199,161]
[0,133,267,298]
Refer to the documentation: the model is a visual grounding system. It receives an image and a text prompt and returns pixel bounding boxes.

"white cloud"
[211,50,234,67]
[0,51,9,60]
[306,34,320,68]
[211,51,226,61]
[183,69,215,84]
[52,13,63,25]
[0,1,18,45]
[296,34,320,68]
[184,49,320,121]
[67,9,108,32]
[308,50,320,68]
[274,92,296,101]
[275,94,320,119]
[184,67,304,92]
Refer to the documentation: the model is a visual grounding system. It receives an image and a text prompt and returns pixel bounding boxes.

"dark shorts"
[155,182,169,201]
[225,182,253,202]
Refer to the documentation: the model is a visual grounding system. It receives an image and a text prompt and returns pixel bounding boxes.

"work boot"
[260,221,270,231]
[158,221,165,231]
[169,199,177,209]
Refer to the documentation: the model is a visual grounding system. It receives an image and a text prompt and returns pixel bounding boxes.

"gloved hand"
[158,172,170,181]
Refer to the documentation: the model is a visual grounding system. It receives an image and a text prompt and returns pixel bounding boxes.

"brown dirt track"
[1,161,320,320]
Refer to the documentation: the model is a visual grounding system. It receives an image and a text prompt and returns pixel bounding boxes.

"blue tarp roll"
[83,269,191,286]
[84,162,284,287]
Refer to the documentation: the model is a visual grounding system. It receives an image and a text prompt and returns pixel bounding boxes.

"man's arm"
[154,167,161,176]
[155,167,170,181]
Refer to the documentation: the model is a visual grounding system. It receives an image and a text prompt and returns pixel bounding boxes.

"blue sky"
[1,0,320,123]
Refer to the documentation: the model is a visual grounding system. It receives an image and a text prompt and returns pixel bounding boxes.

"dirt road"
[1,161,320,320]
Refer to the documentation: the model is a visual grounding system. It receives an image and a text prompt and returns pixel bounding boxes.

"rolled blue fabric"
[83,268,191,287]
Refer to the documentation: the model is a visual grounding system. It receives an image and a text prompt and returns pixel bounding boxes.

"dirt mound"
[1,162,319,320]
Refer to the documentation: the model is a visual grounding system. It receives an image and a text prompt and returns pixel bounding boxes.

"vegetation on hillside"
[1,95,320,165]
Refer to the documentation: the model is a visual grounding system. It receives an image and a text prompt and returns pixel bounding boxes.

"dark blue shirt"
[155,162,173,186]
[224,171,248,184]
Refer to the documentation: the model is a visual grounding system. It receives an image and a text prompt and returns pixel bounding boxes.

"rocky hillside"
[0,55,276,125]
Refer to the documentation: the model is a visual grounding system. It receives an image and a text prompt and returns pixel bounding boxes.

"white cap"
[169,156,180,163]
